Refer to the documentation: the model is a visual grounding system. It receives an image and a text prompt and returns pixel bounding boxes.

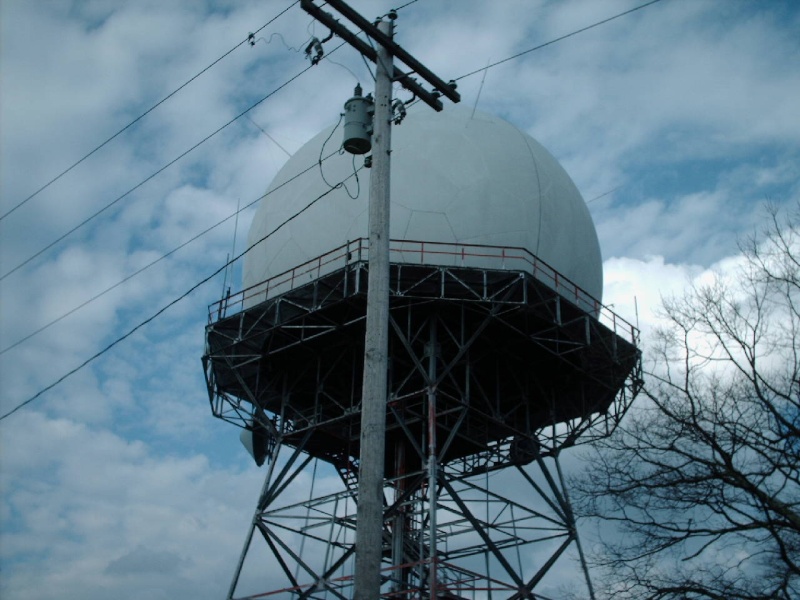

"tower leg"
[205,263,640,598]
[227,428,282,600]
[555,453,596,600]
[224,412,597,599]
[425,318,439,600]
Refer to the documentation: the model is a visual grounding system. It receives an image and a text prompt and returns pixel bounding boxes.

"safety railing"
[209,238,638,344]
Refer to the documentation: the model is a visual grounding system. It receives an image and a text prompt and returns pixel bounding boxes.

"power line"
[0,0,664,417]
[0,53,331,282]
[244,115,293,157]
[455,0,666,81]
[394,0,420,12]
[0,1,299,223]
[1,0,663,265]
[586,186,623,204]
[0,149,341,357]
[0,164,363,422]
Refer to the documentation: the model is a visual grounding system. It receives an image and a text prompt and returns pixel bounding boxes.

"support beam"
[300,0,461,111]
[426,318,439,599]
[321,0,461,104]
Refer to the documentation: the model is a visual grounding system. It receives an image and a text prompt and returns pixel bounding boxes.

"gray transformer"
[342,85,373,155]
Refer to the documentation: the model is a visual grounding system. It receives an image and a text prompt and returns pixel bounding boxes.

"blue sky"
[1,1,799,598]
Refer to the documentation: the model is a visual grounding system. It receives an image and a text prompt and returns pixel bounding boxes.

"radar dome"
[244,108,603,301]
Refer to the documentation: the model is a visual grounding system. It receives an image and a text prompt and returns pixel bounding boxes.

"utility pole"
[354,15,393,600]
[300,2,460,598]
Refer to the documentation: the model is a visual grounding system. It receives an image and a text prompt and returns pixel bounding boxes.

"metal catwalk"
[203,239,642,599]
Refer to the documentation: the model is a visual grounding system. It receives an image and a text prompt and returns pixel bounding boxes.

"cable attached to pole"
[0,1,299,223]
[0,149,341,356]
[0,164,364,423]
[454,0,665,82]
[0,52,338,282]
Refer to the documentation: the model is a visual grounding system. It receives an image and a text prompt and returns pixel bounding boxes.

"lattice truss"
[203,253,642,598]
[232,443,593,599]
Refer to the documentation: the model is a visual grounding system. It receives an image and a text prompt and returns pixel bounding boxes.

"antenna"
[229,197,241,278]
[470,58,491,120]
[219,198,241,318]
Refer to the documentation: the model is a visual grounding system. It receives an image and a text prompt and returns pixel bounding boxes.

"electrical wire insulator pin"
[305,37,324,65]
[392,99,406,125]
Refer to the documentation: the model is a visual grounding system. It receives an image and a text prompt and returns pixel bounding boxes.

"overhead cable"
[393,0,420,12]
[0,165,363,423]
[586,186,623,204]
[455,0,666,81]
[0,149,341,357]
[0,1,299,223]
[244,115,293,157]
[0,44,349,283]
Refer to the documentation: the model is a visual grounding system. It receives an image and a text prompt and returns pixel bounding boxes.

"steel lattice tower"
[204,238,642,599]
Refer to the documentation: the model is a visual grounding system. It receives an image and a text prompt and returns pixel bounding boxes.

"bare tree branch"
[573,204,800,600]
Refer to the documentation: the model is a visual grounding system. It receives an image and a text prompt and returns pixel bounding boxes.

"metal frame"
[300,0,461,111]
[226,445,590,599]
[203,240,642,599]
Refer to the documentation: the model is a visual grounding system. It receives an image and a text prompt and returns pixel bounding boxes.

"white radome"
[243,108,603,302]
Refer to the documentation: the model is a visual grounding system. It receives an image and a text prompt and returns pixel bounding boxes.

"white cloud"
[0,411,264,600]
[1,0,799,598]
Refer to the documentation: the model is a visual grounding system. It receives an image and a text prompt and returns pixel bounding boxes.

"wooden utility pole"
[354,16,393,600]
[300,2,460,598]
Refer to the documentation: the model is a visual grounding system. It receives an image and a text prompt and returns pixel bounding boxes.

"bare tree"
[574,206,800,599]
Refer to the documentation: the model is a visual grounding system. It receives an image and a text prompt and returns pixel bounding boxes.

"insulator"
[305,37,324,65]
[392,99,407,125]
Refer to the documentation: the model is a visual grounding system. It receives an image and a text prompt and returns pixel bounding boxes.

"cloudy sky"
[1,0,799,598]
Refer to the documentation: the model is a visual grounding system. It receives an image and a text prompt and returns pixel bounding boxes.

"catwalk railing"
[209,238,638,345]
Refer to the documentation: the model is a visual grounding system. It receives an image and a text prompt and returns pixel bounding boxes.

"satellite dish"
[240,419,271,467]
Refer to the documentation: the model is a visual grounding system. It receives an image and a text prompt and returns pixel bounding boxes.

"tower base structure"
[203,239,642,599]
